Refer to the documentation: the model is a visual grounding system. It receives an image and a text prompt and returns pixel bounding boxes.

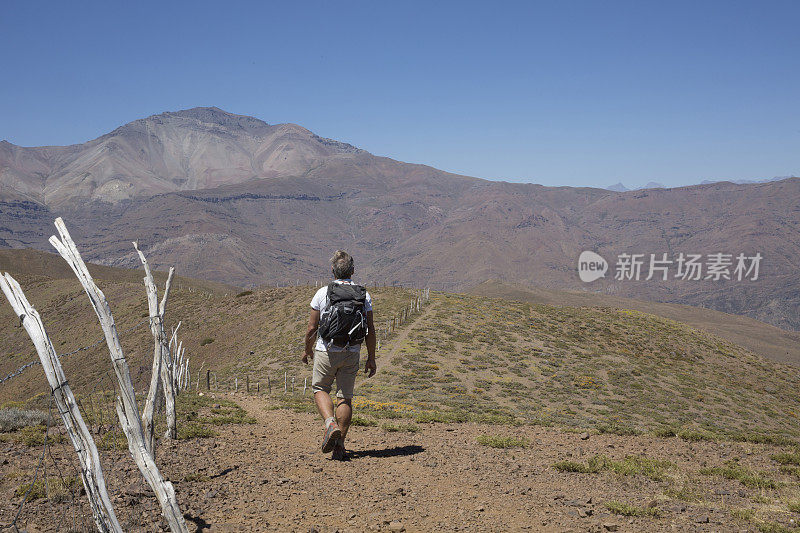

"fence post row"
[134,241,177,455]
[0,273,123,532]
[49,218,189,533]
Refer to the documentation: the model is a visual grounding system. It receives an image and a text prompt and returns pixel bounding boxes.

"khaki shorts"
[311,349,360,399]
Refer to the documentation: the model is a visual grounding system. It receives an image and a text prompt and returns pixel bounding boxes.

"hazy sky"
[1,1,798,188]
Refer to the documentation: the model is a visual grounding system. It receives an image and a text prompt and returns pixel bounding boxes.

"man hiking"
[303,250,377,460]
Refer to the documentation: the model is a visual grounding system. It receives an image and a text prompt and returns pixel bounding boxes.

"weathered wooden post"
[0,273,123,533]
[207,369,211,390]
[246,375,250,393]
[134,241,177,447]
[49,218,188,533]
[268,376,271,394]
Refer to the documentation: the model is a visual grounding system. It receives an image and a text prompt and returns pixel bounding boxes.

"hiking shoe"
[321,422,342,453]
[332,439,347,461]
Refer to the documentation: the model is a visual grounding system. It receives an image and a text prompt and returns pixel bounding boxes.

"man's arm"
[364,310,376,377]
[302,309,320,365]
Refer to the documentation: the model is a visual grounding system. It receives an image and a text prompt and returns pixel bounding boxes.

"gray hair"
[330,250,355,279]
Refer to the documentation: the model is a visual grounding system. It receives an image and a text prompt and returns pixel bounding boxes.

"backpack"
[317,282,368,348]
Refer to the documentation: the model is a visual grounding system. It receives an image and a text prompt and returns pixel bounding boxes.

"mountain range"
[1,107,798,331]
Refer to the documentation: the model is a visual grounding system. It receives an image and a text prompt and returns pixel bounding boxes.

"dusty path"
[170,396,780,532]
[3,394,792,532]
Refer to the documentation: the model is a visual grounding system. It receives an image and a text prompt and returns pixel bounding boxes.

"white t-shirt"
[311,279,373,353]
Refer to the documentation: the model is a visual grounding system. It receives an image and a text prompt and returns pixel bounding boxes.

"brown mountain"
[1,107,798,331]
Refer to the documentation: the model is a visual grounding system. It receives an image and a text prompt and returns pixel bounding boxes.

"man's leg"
[314,391,335,420]
[332,351,359,459]
[336,399,353,439]
[311,349,341,453]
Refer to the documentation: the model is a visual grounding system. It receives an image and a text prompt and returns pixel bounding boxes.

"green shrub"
[177,423,216,439]
[605,500,661,517]
[235,290,253,298]
[771,451,800,466]
[14,426,65,447]
[554,454,674,481]
[200,338,214,346]
[350,415,378,427]
[700,461,778,489]
[16,476,80,502]
[553,460,599,473]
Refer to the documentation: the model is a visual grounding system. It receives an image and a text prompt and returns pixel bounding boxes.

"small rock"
[387,521,405,532]
[312,467,323,473]
[713,489,730,495]
[475,505,485,512]
[695,515,710,524]
[580,432,590,440]
[603,524,619,532]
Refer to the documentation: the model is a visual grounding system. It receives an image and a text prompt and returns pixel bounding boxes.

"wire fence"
[0,282,434,532]
[0,320,177,532]
[0,318,150,385]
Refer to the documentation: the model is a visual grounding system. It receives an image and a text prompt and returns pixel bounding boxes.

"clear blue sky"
[1,1,798,188]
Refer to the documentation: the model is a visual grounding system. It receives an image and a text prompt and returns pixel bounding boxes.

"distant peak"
[151,106,270,127]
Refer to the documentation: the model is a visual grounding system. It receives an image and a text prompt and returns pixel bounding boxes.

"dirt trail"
[382,300,440,362]
[2,394,790,532]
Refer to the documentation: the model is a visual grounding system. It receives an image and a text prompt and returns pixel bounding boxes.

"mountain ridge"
[1,108,798,332]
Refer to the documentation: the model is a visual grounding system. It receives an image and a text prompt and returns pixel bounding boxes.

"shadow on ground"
[348,444,425,459]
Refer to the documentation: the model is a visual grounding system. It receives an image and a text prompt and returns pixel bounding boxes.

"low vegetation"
[0,408,48,432]
[553,454,675,481]
[699,460,779,489]
[605,500,661,517]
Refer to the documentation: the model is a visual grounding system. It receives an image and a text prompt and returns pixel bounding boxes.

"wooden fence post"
[49,218,188,533]
[0,273,123,533]
[135,241,177,453]
[207,369,211,390]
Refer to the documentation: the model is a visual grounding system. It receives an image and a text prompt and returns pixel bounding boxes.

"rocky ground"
[3,394,800,532]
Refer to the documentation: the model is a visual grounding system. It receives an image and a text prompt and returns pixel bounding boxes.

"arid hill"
[1,108,798,330]
[2,249,800,532]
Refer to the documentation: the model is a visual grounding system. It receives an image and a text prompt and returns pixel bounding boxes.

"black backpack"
[317,282,368,348]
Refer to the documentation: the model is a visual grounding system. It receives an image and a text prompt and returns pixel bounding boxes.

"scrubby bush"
[0,408,48,432]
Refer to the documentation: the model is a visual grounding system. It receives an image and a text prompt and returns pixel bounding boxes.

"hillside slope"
[1,250,797,444]
[468,280,800,366]
[1,108,798,331]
